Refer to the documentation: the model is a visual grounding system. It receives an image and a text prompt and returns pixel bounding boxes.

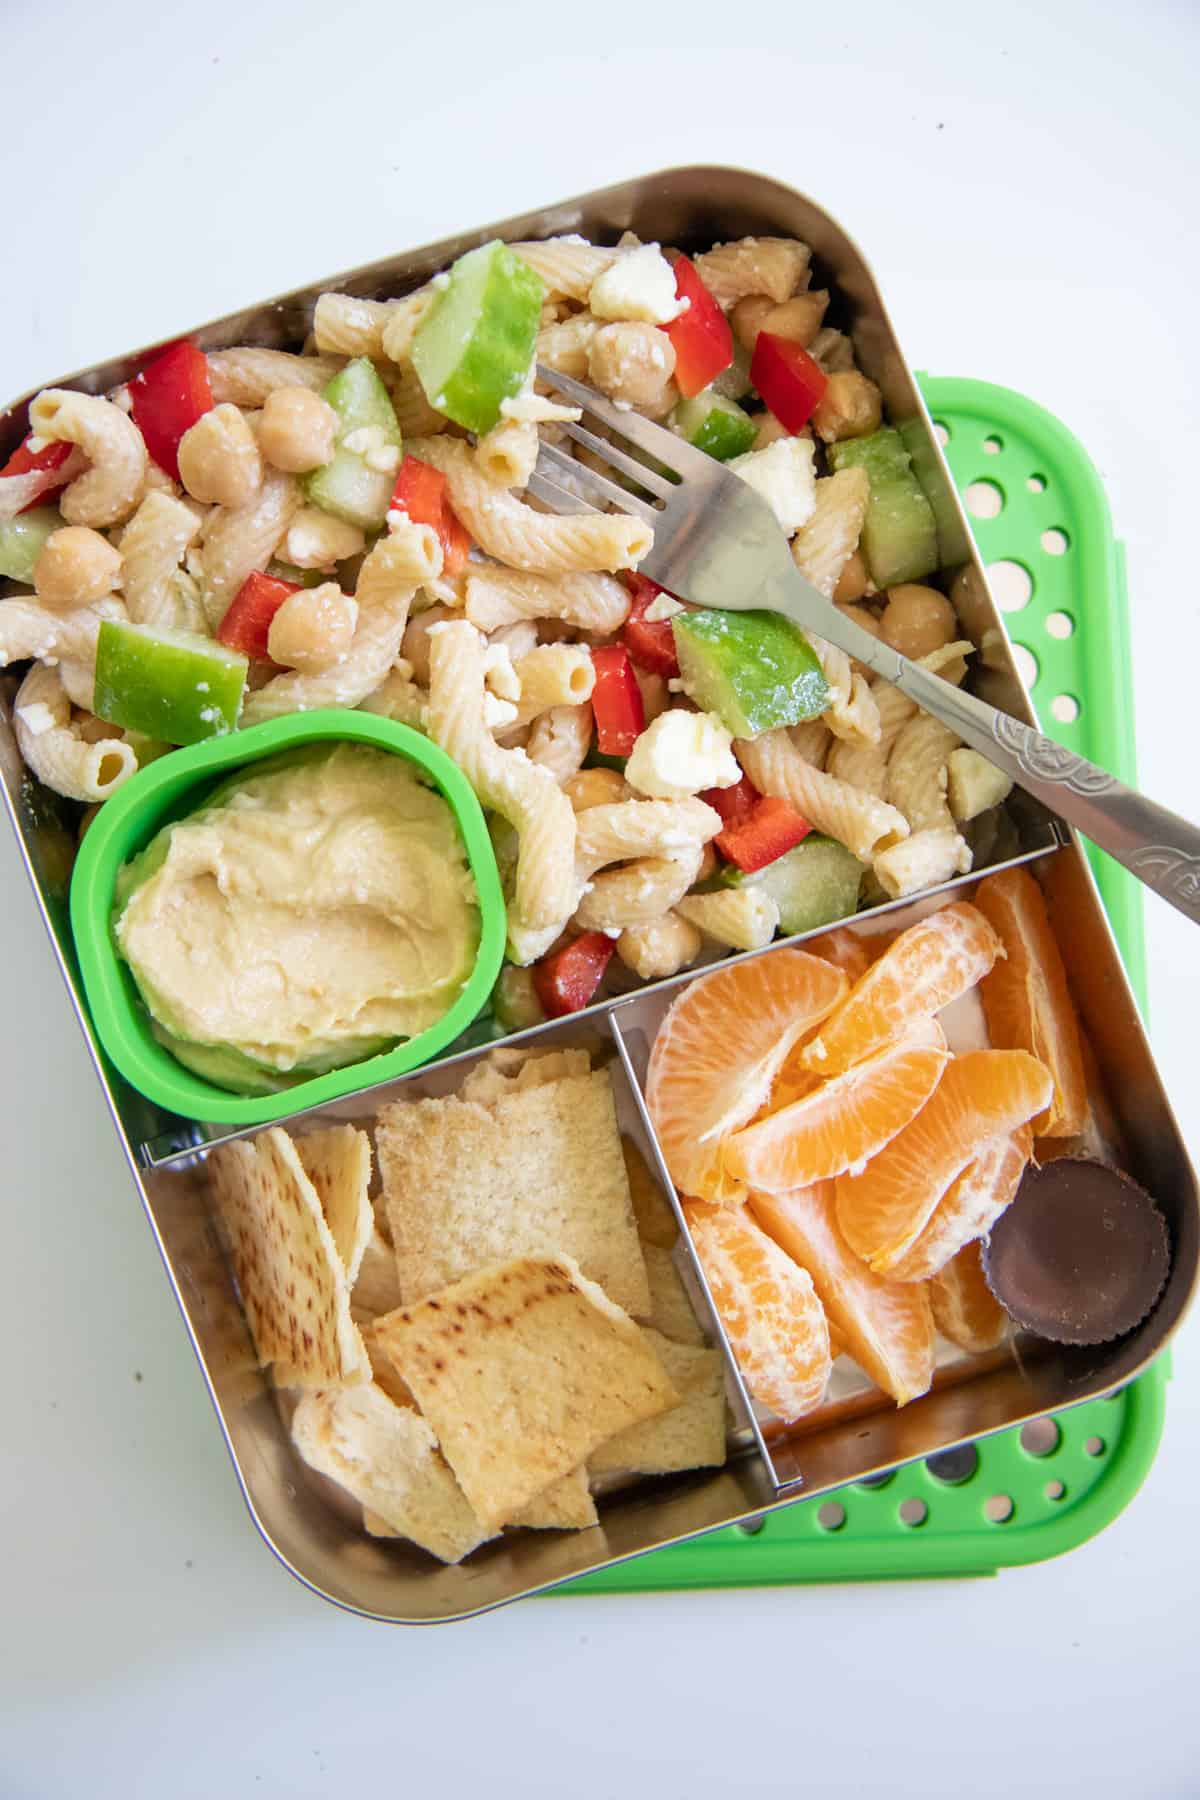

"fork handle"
[797,598,1200,927]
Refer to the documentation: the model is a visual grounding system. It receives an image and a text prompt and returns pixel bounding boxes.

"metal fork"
[532,363,1200,928]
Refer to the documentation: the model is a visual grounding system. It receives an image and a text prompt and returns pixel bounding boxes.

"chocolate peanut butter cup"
[983,1156,1170,1346]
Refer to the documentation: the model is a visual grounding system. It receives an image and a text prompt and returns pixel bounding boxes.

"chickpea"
[266,582,357,672]
[33,526,121,608]
[752,411,793,451]
[879,584,958,661]
[733,291,830,354]
[833,548,871,605]
[74,710,117,745]
[811,370,883,445]
[731,295,774,352]
[177,404,262,507]
[587,322,677,416]
[695,841,718,884]
[563,767,632,811]
[616,912,703,981]
[258,387,338,473]
[835,601,884,678]
[760,291,829,348]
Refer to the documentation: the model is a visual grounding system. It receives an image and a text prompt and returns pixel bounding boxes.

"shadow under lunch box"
[2,166,1196,1623]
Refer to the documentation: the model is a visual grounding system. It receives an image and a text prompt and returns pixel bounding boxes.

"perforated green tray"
[565,376,1164,1593]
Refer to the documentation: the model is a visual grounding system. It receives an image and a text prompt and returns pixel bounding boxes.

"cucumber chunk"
[0,507,62,585]
[726,833,864,935]
[412,241,544,435]
[94,621,247,745]
[303,358,402,531]
[672,609,829,737]
[828,427,938,588]
[671,389,757,461]
[711,336,754,401]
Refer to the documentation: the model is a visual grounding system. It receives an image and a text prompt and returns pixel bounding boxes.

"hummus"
[114,743,479,1089]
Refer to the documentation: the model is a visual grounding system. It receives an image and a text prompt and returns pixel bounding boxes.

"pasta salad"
[0,228,1013,1028]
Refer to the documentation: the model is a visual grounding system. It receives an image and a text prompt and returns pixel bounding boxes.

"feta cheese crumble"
[625,709,741,800]
[588,244,686,326]
[15,702,55,737]
[728,436,817,535]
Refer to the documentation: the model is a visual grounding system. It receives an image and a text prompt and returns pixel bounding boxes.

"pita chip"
[373,1255,676,1531]
[209,1128,368,1388]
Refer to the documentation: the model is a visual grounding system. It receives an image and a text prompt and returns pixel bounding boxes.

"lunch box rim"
[2,161,1195,1623]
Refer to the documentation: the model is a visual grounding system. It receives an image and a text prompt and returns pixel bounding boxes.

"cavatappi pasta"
[1,226,1007,1016]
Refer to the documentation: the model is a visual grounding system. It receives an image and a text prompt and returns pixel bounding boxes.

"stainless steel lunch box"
[3,167,1195,1622]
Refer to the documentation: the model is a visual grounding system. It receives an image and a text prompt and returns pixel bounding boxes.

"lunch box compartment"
[3,167,1195,1621]
[139,1015,777,1620]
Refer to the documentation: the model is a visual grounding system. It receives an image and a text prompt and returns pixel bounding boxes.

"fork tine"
[558,420,677,499]
[525,466,600,517]
[536,441,659,524]
[537,363,712,478]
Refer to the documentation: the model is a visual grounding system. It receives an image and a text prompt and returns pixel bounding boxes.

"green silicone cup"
[69,710,507,1128]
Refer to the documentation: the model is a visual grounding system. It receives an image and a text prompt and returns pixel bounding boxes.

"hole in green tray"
[984,1494,1014,1523]
[1012,643,1039,692]
[1020,1418,1061,1457]
[899,1498,928,1527]
[987,559,1033,612]
[933,420,950,445]
[1050,694,1080,724]
[736,1516,766,1536]
[982,434,1003,455]
[1045,1480,1066,1501]
[856,1472,894,1490]
[817,1502,847,1531]
[1045,610,1074,639]
[926,1444,979,1484]
[1027,473,1047,494]
[966,479,1004,519]
[1041,527,1069,556]
[1085,1436,1106,1457]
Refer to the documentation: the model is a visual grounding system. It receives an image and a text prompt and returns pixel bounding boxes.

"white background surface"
[2,3,1198,1795]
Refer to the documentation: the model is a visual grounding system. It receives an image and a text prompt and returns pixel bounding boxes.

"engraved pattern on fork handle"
[1125,847,1200,911]
[826,636,1200,929]
[990,711,1118,797]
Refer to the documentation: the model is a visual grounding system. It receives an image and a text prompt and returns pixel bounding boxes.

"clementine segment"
[835,1049,1054,1273]
[799,901,1002,1077]
[646,950,847,1205]
[887,1124,1033,1282]
[803,926,874,983]
[725,1035,950,1193]
[930,1241,1010,1353]
[683,1199,831,1422]
[974,867,1088,1137]
[750,1184,935,1406]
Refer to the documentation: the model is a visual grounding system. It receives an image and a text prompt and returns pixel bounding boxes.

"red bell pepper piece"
[0,436,75,512]
[749,331,828,434]
[532,932,615,1018]
[390,455,471,577]
[217,571,301,662]
[621,574,680,679]
[716,794,813,872]
[701,774,759,830]
[128,339,214,482]
[590,644,645,757]
[662,257,733,399]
